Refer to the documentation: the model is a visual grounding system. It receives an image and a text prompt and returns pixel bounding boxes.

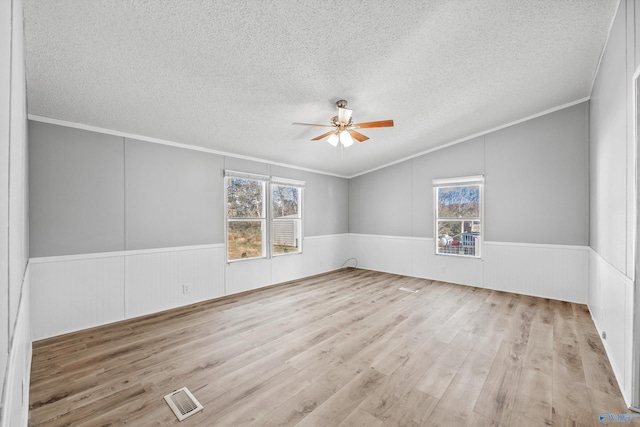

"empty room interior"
[4,0,640,425]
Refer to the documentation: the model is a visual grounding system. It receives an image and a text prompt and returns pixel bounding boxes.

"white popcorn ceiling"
[23,0,618,177]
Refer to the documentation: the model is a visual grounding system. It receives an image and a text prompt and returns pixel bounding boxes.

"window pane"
[437,185,480,218]
[227,178,264,218]
[437,220,479,256]
[273,218,301,254]
[228,220,263,260]
[272,185,300,218]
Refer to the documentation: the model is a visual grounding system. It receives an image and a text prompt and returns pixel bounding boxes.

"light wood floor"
[30,268,628,426]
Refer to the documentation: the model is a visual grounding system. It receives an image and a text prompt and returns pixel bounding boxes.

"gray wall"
[29,122,125,256]
[29,121,349,257]
[486,103,589,244]
[349,161,414,236]
[350,102,589,246]
[125,138,223,250]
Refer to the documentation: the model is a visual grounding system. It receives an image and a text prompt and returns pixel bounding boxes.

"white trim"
[304,233,349,240]
[629,61,640,410]
[484,241,590,251]
[27,114,350,179]
[29,243,225,264]
[224,169,269,181]
[433,175,484,186]
[271,176,306,187]
[349,98,590,178]
[349,233,431,241]
[226,254,268,264]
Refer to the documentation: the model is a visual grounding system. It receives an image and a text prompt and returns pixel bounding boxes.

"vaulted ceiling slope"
[24,0,618,177]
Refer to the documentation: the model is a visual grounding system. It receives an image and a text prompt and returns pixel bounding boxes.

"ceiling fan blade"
[352,120,394,129]
[311,130,337,141]
[348,130,369,142]
[292,122,335,128]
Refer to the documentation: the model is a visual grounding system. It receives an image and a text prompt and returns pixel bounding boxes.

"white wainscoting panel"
[125,246,225,319]
[350,234,484,288]
[349,234,414,276]
[424,241,484,288]
[589,249,602,325]
[302,234,350,277]
[2,264,31,427]
[31,255,125,341]
[484,242,589,303]
[225,257,272,295]
[410,238,431,279]
[588,249,633,403]
[271,253,304,285]
[350,235,588,302]
[625,282,634,407]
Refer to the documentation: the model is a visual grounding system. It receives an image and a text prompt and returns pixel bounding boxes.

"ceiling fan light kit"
[293,100,394,148]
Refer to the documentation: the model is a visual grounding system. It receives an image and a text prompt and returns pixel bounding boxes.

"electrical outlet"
[441,266,446,274]
[182,284,190,294]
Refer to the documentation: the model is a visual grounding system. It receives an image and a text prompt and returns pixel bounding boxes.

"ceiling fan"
[293,100,394,147]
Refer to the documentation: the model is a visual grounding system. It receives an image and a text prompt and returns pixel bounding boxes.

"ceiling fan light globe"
[339,130,354,147]
[327,133,339,147]
[338,107,352,124]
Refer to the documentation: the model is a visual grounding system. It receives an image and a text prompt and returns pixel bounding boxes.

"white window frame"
[225,171,304,262]
[271,177,304,257]
[433,175,484,259]
[225,171,268,262]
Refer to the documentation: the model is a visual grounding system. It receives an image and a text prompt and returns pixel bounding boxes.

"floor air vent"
[398,287,419,293]
[164,387,203,421]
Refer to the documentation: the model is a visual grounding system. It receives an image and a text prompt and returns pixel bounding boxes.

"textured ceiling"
[23,0,618,177]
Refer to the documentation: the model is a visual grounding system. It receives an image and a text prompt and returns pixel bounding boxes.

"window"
[225,171,304,261]
[272,181,302,255]
[226,173,267,261]
[433,175,484,258]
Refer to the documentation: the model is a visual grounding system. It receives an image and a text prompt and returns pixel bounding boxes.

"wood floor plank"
[28,268,628,426]
[294,368,386,426]
[552,379,595,425]
[509,368,553,426]
[261,380,334,427]
[358,340,442,421]
[576,328,622,397]
[338,407,384,427]
[414,331,475,398]
[523,321,553,373]
[473,339,527,424]
[427,345,496,425]
[377,387,439,426]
